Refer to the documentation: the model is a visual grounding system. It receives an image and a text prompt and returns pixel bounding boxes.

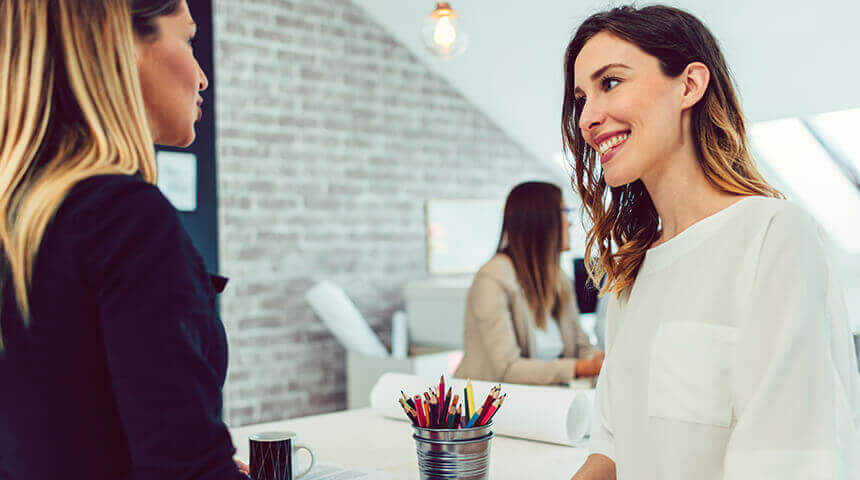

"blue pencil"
[465,408,483,428]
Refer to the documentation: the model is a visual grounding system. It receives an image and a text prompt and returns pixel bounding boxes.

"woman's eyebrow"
[574,63,632,96]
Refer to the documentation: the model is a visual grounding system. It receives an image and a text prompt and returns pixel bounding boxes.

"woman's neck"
[641,140,743,249]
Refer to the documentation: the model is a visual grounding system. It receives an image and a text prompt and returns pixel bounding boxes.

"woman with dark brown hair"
[454,181,603,385]
[562,5,859,480]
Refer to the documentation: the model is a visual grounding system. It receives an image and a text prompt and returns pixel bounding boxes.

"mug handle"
[295,443,315,479]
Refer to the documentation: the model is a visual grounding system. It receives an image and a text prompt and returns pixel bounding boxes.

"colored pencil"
[442,386,452,425]
[484,393,506,425]
[465,379,475,421]
[446,402,457,428]
[476,388,499,426]
[428,394,438,427]
[448,393,459,427]
[398,400,418,426]
[465,408,482,428]
[479,395,503,426]
[438,376,445,421]
[401,390,415,409]
[414,395,426,427]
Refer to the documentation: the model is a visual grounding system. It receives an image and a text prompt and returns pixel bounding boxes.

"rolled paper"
[371,373,595,446]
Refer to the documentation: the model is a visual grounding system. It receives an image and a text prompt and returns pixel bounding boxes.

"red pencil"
[484,393,506,424]
[438,376,446,421]
[479,395,504,426]
[414,395,426,427]
[476,387,500,426]
[478,386,497,414]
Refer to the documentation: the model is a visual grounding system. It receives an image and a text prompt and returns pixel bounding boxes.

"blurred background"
[167,0,860,427]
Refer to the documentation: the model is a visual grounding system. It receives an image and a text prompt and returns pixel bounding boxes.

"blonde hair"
[0,0,157,348]
[561,5,782,297]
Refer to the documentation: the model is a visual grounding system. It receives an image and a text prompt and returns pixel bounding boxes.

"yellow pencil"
[466,378,475,421]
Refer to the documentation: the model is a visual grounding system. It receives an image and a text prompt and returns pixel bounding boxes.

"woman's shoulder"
[475,253,518,285]
[47,173,180,256]
[740,196,813,227]
[740,197,821,243]
[64,173,163,209]
[56,174,173,226]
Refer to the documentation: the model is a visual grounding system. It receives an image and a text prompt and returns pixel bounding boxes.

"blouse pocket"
[647,322,738,427]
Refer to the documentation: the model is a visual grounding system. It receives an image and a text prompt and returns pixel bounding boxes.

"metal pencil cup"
[412,422,494,480]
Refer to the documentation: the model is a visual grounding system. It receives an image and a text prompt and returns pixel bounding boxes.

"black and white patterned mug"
[249,431,315,480]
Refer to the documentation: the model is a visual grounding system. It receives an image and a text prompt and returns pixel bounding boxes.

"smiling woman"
[561,6,781,296]
[561,6,860,480]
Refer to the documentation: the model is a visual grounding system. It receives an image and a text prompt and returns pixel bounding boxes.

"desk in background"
[229,408,589,479]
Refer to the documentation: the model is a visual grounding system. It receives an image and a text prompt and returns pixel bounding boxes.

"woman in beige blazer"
[454,182,604,385]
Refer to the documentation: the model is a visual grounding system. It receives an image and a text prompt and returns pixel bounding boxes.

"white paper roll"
[369,373,594,446]
[390,311,408,359]
[305,281,389,357]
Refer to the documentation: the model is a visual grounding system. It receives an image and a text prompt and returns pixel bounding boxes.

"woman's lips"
[600,136,627,165]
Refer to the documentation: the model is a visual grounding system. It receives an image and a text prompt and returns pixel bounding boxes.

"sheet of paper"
[156,151,197,211]
[370,373,595,446]
[304,462,398,480]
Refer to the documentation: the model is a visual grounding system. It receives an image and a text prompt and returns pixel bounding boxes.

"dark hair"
[496,182,569,329]
[131,0,181,39]
[560,5,781,296]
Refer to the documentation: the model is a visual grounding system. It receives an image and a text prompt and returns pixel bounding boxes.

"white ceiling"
[351,0,860,176]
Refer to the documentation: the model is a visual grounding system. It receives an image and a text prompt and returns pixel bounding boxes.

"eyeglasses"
[560,207,574,222]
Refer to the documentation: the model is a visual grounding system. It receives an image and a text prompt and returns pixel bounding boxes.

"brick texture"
[214,0,557,427]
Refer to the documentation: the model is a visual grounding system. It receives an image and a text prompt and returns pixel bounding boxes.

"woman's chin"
[155,130,196,148]
[603,167,636,189]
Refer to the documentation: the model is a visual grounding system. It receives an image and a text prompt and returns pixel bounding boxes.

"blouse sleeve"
[73,178,246,480]
[468,273,577,384]
[723,208,860,479]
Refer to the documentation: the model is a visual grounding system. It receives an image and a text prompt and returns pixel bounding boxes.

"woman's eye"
[602,76,621,91]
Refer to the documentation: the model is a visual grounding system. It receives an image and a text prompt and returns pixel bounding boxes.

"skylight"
[749,117,860,254]
[807,108,860,183]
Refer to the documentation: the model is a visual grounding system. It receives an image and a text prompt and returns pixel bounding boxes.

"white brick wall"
[214,0,558,426]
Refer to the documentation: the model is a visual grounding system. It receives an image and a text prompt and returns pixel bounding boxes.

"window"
[750,117,860,254]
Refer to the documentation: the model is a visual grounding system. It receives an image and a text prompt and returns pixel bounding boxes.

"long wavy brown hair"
[496,182,570,330]
[561,5,782,296]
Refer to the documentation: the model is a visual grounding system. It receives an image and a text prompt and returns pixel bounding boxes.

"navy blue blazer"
[0,174,246,479]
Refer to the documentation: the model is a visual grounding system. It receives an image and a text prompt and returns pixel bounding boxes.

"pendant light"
[422,2,468,60]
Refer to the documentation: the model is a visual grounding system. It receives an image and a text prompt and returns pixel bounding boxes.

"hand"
[575,351,605,378]
[235,458,250,476]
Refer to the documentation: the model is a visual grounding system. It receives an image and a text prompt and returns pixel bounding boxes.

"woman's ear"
[680,62,710,110]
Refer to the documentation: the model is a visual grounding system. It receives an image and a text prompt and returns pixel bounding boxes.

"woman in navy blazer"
[0,1,247,478]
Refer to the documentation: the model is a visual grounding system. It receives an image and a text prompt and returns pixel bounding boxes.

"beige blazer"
[453,253,599,385]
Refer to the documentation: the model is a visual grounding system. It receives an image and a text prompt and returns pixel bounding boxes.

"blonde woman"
[0,1,249,478]
[454,182,603,385]
[561,6,860,480]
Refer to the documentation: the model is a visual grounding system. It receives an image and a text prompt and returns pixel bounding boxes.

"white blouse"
[589,197,860,480]
[533,316,564,360]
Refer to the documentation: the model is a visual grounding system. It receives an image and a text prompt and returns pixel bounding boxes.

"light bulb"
[433,17,457,48]
[422,2,468,60]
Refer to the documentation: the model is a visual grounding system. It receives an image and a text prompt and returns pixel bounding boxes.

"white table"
[230,408,588,479]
